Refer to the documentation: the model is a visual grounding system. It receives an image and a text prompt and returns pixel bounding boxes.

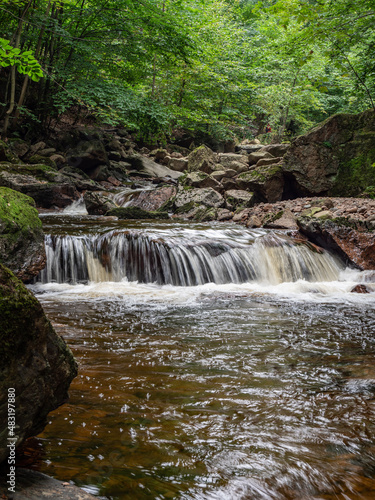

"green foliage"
[0,38,43,81]
[0,0,374,141]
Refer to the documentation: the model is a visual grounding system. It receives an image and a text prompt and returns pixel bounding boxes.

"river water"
[24,214,375,500]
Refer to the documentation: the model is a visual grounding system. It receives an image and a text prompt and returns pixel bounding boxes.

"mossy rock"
[106,207,169,220]
[0,187,45,281]
[0,140,20,164]
[0,264,77,462]
[28,154,57,169]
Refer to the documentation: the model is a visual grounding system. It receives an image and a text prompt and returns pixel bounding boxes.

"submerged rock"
[0,468,97,499]
[0,265,77,463]
[0,187,45,282]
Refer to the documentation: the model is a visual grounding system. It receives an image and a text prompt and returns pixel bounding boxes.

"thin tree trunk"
[2,1,32,137]
[13,0,52,127]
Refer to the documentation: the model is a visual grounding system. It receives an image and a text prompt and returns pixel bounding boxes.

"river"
[23,213,375,500]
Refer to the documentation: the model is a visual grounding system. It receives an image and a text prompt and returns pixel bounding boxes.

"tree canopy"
[0,0,374,141]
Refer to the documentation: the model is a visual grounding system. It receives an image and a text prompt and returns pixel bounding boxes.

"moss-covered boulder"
[0,265,78,464]
[84,191,117,215]
[0,140,20,164]
[237,164,284,202]
[187,145,216,174]
[0,187,45,282]
[106,207,169,219]
[283,109,375,197]
[0,164,81,208]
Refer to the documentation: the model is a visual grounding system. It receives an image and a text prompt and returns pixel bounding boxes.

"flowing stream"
[24,213,375,500]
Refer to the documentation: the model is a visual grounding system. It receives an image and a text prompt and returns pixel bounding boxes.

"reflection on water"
[22,217,375,499]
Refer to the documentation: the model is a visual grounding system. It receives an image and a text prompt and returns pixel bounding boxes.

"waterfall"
[37,230,342,286]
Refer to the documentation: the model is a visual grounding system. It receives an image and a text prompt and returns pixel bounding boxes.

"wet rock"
[225,189,255,211]
[126,186,177,212]
[84,191,117,215]
[297,217,375,270]
[187,145,216,174]
[351,284,371,293]
[124,154,183,180]
[106,207,169,219]
[0,265,77,463]
[0,187,45,282]
[0,468,96,499]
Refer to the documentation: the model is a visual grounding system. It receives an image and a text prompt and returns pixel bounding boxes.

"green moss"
[0,140,19,164]
[175,201,196,214]
[193,207,216,222]
[28,155,56,169]
[0,187,41,249]
[158,196,176,212]
[106,207,169,219]
[332,148,375,196]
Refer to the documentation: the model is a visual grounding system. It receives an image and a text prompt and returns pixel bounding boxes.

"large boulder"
[297,217,375,270]
[237,164,284,202]
[259,143,290,158]
[283,109,375,197]
[183,172,222,190]
[248,151,274,166]
[0,188,45,282]
[83,191,117,215]
[124,154,183,180]
[66,139,108,174]
[125,186,177,211]
[225,190,255,211]
[174,186,225,210]
[218,153,248,169]
[187,145,216,174]
[0,164,82,208]
[0,265,77,464]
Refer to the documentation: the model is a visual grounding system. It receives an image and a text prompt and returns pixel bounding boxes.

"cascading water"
[37,229,342,286]
[28,216,375,500]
